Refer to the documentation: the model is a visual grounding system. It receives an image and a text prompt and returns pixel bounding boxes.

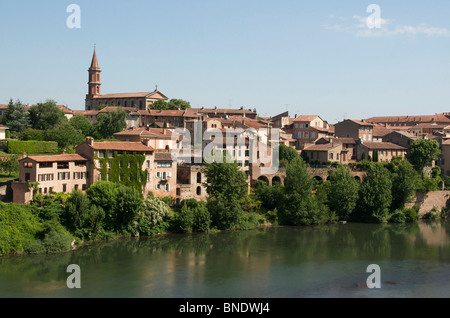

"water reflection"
[0,221,449,297]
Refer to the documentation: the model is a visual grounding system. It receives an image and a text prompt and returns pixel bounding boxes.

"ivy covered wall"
[95,151,149,193]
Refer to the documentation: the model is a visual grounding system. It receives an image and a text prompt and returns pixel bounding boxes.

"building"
[0,125,9,139]
[334,119,375,142]
[357,141,407,161]
[302,142,350,165]
[113,127,176,150]
[11,152,89,204]
[84,49,168,111]
[292,115,330,149]
[365,113,450,128]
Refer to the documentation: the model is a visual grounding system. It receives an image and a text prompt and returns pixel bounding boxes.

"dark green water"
[1,221,449,298]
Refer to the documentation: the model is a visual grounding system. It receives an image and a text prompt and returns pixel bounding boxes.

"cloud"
[324,15,450,38]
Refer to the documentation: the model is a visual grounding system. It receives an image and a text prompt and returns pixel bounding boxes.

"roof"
[90,49,100,69]
[93,90,168,100]
[21,154,88,163]
[148,109,185,116]
[303,143,342,151]
[114,127,172,137]
[366,113,450,124]
[373,127,393,137]
[360,142,407,150]
[293,115,320,122]
[86,141,154,152]
[155,152,174,161]
[346,119,375,126]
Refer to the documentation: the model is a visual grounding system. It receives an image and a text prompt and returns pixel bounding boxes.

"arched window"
[196,186,201,196]
[197,172,202,183]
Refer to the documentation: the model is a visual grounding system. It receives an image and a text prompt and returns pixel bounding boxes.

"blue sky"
[1,1,450,123]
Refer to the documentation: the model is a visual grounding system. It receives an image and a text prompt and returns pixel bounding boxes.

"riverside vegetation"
[1,143,449,257]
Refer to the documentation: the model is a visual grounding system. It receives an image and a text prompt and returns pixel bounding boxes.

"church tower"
[85,49,101,110]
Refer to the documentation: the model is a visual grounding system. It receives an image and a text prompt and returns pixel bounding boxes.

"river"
[0,221,449,298]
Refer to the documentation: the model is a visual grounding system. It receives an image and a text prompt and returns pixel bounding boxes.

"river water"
[0,221,449,298]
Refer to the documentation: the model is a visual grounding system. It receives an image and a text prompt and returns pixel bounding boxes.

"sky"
[1,0,450,124]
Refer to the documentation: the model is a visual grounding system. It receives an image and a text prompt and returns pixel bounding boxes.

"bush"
[422,207,442,220]
[134,197,172,236]
[389,210,406,223]
[7,140,58,154]
[0,202,42,256]
[403,207,420,223]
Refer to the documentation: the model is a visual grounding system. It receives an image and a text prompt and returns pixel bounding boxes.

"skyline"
[1,1,450,124]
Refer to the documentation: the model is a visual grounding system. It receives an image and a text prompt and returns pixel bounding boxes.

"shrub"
[389,210,406,223]
[403,207,420,223]
[134,197,172,236]
[7,140,58,154]
[422,207,441,220]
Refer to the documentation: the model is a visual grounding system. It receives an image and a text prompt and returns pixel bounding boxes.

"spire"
[90,48,99,70]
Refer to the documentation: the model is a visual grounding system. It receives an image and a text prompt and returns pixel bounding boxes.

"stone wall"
[406,191,450,215]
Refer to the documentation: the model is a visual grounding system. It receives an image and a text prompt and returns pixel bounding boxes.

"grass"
[0,170,19,183]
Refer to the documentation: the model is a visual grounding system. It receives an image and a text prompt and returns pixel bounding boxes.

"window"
[24,162,33,168]
[330,153,334,160]
[39,162,53,168]
[98,150,105,158]
[197,186,202,195]
[62,184,67,193]
[157,162,172,167]
[57,162,69,169]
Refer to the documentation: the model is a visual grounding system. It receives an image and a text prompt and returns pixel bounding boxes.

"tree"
[113,184,143,233]
[278,157,332,225]
[134,196,172,236]
[86,181,118,227]
[372,149,379,162]
[94,109,127,139]
[69,114,95,137]
[355,163,392,223]
[167,99,191,110]
[279,144,300,164]
[325,166,360,221]
[390,159,418,210]
[29,99,66,130]
[0,155,19,177]
[4,99,30,135]
[407,139,441,175]
[151,100,169,110]
[203,154,249,230]
[64,189,91,232]
[44,122,85,149]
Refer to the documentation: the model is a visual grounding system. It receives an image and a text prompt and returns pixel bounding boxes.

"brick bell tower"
[85,48,101,110]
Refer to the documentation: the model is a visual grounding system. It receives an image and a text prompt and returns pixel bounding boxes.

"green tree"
[63,189,91,232]
[390,159,418,210]
[29,99,66,130]
[3,99,31,135]
[114,184,143,233]
[355,163,393,223]
[372,149,379,162]
[94,109,127,139]
[151,100,169,110]
[407,139,441,175]
[279,144,300,164]
[86,181,118,227]
[69,114,95,137]
[44,122,85,149]
[134,196,172,236]
[325,166,360,221]
[278,157,332,225]
[0,155,19,177]
[203,154,249,230]
[167,99,191,110]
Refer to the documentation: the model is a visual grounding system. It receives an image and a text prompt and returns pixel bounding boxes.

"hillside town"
[2,49,450,205]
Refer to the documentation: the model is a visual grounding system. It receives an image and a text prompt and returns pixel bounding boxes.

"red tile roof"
[360,141,407,150]
[21,154,88,162]
[87,141,154,152]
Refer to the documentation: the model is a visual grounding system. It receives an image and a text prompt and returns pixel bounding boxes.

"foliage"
[97,152,148,193]
[415,176,440,192]
[134,196,172,236]
[7,140,58,154]
[389,210,406,223]
[407,139,441,175]
[3,99,30,135]
[150,99,191,110]
[114,184,143,233]
[403,207,420,223]
[0,154,19,176]
[29,99,66,130]
[44,122,85,149]
[390,159,418,210]
[94,109,127,139]
[279,144,299,164]
[0,202,42,256]
[69,114,95,137]
[354,163,393,223]
[27,220,73,254]
[324,165,360,221]
[278,157,334,226]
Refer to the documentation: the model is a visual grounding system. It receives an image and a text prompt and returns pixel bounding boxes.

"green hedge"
[7,140,58,154]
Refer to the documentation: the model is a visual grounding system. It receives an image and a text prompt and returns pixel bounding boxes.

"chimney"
[86,137,94,146]
[62,149,66,154]
[22,152,27,159]
[141,138,150,147]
